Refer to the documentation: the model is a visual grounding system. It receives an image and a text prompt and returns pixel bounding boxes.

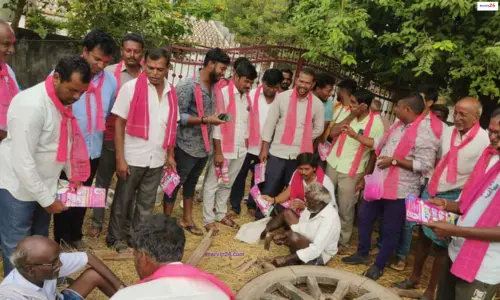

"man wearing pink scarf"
[259,68,325,211]
[91,33,145,238]
[425,108,500,300]
[0,20,20,142]
[111,215,234,300]
[53,29,117,251]
[0,56,92,276]
[107,48,179,253]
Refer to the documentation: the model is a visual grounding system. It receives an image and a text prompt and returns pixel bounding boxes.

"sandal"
[392,279,419,290]
[179,219,204,236]
[109,241,131,254]
[204,223,219,236]
[219,216,240,229]
[88,226,102,238]
[226,211,239,220]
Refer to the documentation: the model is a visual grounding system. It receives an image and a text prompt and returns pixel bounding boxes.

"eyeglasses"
[30,257,61,268]
[488,129,500,138]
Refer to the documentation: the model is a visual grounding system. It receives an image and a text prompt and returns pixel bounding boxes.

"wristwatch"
[391,159,398,166]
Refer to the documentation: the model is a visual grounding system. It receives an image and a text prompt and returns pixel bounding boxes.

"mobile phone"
[218,113,227,120]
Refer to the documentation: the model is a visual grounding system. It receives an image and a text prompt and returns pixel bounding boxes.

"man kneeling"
[268,183,340,267]
[0,236,124,299]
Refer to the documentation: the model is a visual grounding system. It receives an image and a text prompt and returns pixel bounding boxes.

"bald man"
[0,236,125,300]
[0,20,19,142]
[393,97,489,300]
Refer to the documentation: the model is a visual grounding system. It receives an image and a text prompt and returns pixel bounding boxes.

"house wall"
[8,28,80,89]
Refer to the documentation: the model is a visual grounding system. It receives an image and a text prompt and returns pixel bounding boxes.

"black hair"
[430,104,449,121]
[401,94,425,115]
[314,72,336,89]
[233,56,251,69]
[296,152,319,168]
[491,107,500,120]
[122,33,145,49]
[416,85,438,102]
[262,69,284,87]
[300,68,316,80]
[54,55,91,84]
[281,68,293,77]
[337,78,357,95]
[131,215,185,263]
[203,48,231,67]
[144,48,170,66]
[353,89,375,107]
[82,29,117,56]
[235,60,257,81]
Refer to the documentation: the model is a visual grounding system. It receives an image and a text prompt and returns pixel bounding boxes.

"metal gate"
[167,45,399,121]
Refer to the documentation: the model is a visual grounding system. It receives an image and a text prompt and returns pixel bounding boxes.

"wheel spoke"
[330,280,350,300]
[353,292,379,300]
[260,294,288,300]
[277,281,315,300]
[306,276,322,300]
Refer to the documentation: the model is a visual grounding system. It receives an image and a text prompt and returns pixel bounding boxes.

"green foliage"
[221,0,500,100]
[25,7,60,38]
[64,0,218,47]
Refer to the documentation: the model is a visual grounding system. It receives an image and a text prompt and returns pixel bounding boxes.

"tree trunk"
[11,0,27,30]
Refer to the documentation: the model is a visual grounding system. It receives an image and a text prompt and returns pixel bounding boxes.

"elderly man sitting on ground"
[111,215,234,300]
[0,236,125,300]
[267,182,341,267]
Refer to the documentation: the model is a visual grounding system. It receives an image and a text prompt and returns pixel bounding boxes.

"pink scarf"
[104,61,125,141]
[113,60,124,93]
[281,89,314,153]
[335,111,377,177]
[450,146,500,282]
[0,62,19,129]
[248,85,263,147]
[44,75,90,182]
[429,111,444,139]
[126,72,178,150]
[427,123,480,197]
[375,114,425,200]
[85,73,106,133]
[138,264,235,299]
[217,80,250,153]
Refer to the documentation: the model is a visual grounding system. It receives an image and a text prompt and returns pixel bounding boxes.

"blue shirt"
[73,71,116,159]
[323,97,334,121]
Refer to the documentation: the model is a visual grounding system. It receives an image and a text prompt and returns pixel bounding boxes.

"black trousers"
[229,153,259,214]
[54,158,100,243]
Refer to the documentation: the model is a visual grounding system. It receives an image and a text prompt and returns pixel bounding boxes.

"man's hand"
[290,199,305,211]
[214,152,224,168]
[70,180,83,189]
[116,158,130,180]
[261,195,274,203]
[351,103,368,117]
[205,114,226,126]
[424,222,460,239]
[427,198,448,211]
[340,124,357,138]
[377,156,394,170]
[355,178,365,193]
[45,200,68,214]
[259,147,268,163]
[165,154,176,172]
[272,256,289,267]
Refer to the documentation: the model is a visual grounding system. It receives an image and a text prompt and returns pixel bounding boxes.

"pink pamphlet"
[56,180,106,208]
[216,159,230,187]
[160,169,180,197]
[318,142,332,161]
[250,185,273,217]
[405,194,457,224]
[254,162,266,185]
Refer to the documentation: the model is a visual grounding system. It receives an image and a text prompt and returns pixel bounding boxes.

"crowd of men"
[0,22,498,300]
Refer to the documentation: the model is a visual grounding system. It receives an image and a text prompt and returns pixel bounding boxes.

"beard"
[209,71,219,83]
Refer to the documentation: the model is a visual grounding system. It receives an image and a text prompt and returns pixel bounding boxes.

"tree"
[64,0,219,47]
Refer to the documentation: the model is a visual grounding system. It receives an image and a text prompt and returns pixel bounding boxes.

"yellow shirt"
[332,101,351,124]
[327,114,384,175]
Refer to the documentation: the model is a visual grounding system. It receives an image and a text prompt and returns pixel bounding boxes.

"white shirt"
[112,78,180,168]
[247,88,273,156]
[212,85,249,159]
[449,156,500,285]
[1,252,88,300]
[111,262,230,300]
[0,82,71,207]
[291,204,340,264]
[433,125,489,193]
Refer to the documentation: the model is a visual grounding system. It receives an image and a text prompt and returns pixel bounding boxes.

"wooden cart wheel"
[236,266,401,300]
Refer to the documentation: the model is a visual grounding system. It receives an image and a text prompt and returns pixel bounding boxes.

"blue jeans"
[60,289,84,300]
[0,189,50,276]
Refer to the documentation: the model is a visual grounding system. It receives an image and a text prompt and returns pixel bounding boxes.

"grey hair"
[305,182,331,204]
[9,250,28,269]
